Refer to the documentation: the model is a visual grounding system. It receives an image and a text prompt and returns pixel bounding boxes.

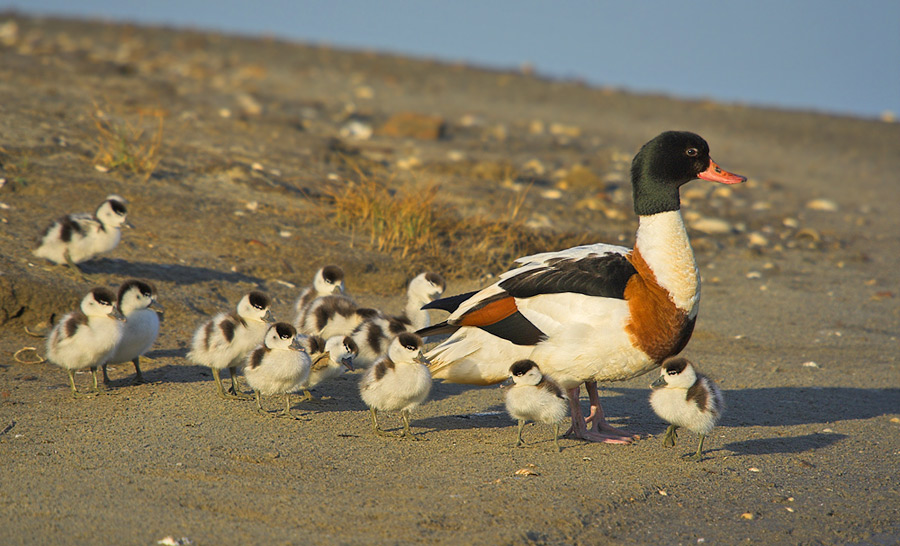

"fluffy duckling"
[359,333,431,439]
[293,265,347,320]
[350,272,446,368]
[650,356,724,460]
[402,272,446,331]
[102,279,163,385]
[296,294,378,339]
[298,334,358,400]
[46,288,126,398]
[244,322,310,419]
[33,195,130,276]
[503,360,568,452]
[187,291,275,400]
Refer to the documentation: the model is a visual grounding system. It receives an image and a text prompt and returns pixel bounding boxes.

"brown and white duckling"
[296,294,378,339]
[350,272,446,368]
[33,195,130,277]
[293,265,347,321]
[298,334,358,400]
[649,356,724,460]
[244,322,310,419]
[503,359,568,452]
[187,291,275,400]
[46,287,126,398]
[359,333,431,439]
[103,279,164,385]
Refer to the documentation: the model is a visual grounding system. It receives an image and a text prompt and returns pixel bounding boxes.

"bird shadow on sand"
[721,432,848,456]
[602,386,900,429]
[79,259,262,286]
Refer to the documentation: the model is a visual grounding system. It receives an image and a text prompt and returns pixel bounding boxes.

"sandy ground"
[1,14,899,546]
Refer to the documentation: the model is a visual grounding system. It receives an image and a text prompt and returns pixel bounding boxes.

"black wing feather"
[500,253,636,300]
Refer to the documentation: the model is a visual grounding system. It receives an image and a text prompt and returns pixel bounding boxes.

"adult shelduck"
[418,131,745,443]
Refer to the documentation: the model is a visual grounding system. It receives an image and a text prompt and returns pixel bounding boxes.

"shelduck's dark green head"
[631,131,746,216]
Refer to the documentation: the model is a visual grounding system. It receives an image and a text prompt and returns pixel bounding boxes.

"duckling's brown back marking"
[624,248,695,363]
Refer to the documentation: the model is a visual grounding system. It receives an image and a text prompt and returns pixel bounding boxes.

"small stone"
[748,232,769,247]
[658,489,668,496]
[806,198,838,212]
[236,93,262,116]
[339,120,373,140]
[689,217,732,235]
[523,158,546,176]
[890,417,900,424]
[94,164,110,173]
[783,217,800,228]
[549,123,581,138]
[378,112,446,140]
[802,361,820,368]
[740,512,754,520]
[279,231,292,238]
[746,271,762,279]
[748,467,760,472]
[541,189,563,200]
[218,108,232,118]
[354,86,374,99]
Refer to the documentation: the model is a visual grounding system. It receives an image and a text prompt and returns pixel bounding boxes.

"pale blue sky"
[6,1,900,119]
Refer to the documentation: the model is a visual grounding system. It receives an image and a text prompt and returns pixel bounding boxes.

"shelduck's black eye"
[405,344,416,351]
[686,148,699,157]
[667,369,679,376]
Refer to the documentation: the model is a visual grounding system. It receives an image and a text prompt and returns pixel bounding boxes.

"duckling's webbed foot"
[663,424,679,448]
[398,411,424,441]
[130,358,145,384]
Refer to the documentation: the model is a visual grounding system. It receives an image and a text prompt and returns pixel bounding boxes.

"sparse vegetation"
[325,163,591,278]
[90,103,165,179]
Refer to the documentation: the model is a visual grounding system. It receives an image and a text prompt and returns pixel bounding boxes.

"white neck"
[634,211,700,314]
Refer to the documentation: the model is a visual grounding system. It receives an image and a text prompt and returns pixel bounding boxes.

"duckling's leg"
[662,424,679,448]
[297,388,318,402]
[276,393,304,420]
[64,251,87,281]
[370,408,391,437]
[565,385,632,444]
[212,368,245,400]
[90,366,102,393]
[399,409,422,441]
[102,363,112,385]
[67,370,83,398]
[584,381,639,441]
[553,422,561,453]
[227,367,253,400]
[515,419,527,447]
[131,357,145,384]
[688,434,706,461]
[254,390,272,416]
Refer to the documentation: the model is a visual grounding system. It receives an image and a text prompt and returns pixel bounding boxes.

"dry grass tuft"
[325,164,591,279]
[91,103,165,179]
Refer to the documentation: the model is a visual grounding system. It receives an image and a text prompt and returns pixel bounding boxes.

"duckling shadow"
[417,404,513,432]
[602,386,900,428]
[722,432,847,456]
[80,259,262,285]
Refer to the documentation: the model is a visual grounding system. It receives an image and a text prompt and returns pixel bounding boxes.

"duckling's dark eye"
[281,333,292,339]
[667,369,679,376]
[686,148,699,157]
[405,345,416,351]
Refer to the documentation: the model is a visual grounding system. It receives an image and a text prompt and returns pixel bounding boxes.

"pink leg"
[565,385,633,444]
[585,381,639,440]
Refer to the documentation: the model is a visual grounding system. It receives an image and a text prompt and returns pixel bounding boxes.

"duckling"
[187,291,275,400]
[503,360,568,452]
[244,322,310,419]
[296,294,378,339]
[33,195,131,277]
[350,272,446,368]
[649,356,724,460]
[359,333,431,439]
[293,265,347,320]
[102,279,163,385]
[46,287,126,398]
[298,334,358,401]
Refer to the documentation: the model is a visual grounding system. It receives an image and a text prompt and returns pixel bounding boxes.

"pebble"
[783,218,800,228]
[802,361,820,368]
[339,120,373,140]
[740,512,754,520]
[806,198,839,212]
[236,93,262,116]
[548,123,581,138]
[748,232,769,247]
[523,158,546,176]
[378,112,446,140]
[690,217,732,235]
[540,189,563,200]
